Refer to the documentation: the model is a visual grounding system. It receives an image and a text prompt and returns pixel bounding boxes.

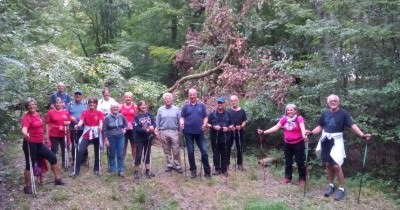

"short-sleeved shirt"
[227,108,247,126]
[45,109,71,137]
[181,102,207,134]
[21,112,44,143]
[80,109,104,126]
[97,97,116,115]
[318,108,353,133]
[280,115,304,144]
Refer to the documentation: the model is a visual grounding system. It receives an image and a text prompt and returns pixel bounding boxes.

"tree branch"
[166,45,233,93]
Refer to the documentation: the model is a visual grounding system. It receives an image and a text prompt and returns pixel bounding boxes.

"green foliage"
[244,199,290,210]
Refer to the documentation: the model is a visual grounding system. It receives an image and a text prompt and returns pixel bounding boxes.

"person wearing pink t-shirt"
[120,91,137,163]
[258,104,307,185]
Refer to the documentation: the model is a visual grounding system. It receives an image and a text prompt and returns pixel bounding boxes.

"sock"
[329,183,334,188]
[338,187,345,192]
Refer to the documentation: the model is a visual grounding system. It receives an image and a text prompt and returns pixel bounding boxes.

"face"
[111,105,119,114]
[124,95,132,104]
[57,84,65,92]
[188,90,197,103]
[55,100,63,110]
[230,96,239,108]
[217,102,225,111]
[88,101,97,110]
[327,96,340,110]
[286,107,296,117]
[103,91,110,100]
[138,103,147,112]
[164,95,173,106]
[27,101,37,113]
[74,93,82,101]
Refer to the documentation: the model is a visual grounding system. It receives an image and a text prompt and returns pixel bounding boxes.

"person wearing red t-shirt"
[45,97,71,169]
[120,92,137,163]
[72,97,104,177]
[21,98,64,194]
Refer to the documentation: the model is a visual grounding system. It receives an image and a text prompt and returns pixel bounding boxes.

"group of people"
[21,82,371,202]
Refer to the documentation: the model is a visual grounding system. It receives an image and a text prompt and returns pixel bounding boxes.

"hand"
[148,126,155,133]
[122,128,127,134]
[201,124,207,131]
[362,133,372,140]
[305,130,313,137]
[235,125,241,130]
[64,121,70,126]
[180,122,184,130]
[23,133,30,140]
[229,125,234,131]
[222,127,228,132]
[213,125,221,131]
[74,124,80,130]
[104,139,109,147]
[257,129,264,135]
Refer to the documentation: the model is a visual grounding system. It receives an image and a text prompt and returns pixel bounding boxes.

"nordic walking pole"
[233,129,237,173]
[64,126,69,170]
[237,129,242,170]
[27,141,37,197]
[303,139,309,197]
[73,129,78,175]
[142,136,152,174]
[357,142,368,203]
[257,129,266,180]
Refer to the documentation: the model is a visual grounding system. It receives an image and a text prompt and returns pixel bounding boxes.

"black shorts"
[321,137,337,165]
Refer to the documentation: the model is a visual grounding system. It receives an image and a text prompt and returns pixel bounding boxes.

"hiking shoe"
[94,171,100,177]
[281,178,291,184]
[134,171,140,179]
[334,189,345,201]
[175,168,183,174]
[205,173,212,178]
[190,170,197,178]
[145,170,155,178]
[70,172,79,178]
[118,171,125,177]
[55,179,65,185]
[299,179,306,186]
[213,170,220,176]
[165,167,173,172]
[324,185,335,197]
[24,186,33,194]
[238,165,245,171]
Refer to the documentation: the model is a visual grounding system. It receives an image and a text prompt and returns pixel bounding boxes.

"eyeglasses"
[75,93,82,96]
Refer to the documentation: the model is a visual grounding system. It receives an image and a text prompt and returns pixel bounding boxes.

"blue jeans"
[108,134,125,173]
[184,133,210,174]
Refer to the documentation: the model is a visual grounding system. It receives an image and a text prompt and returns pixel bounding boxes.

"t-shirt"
[97,97,116,115]
[156,105,180,130]
[67,100,87,130]
[318,108,353,133]
[134,113,156,142]
[45,109,71,137]
[50,92,71,108]
[21,112,44,143]
[120,103,137,130]
[80,109,104,126]
[181,102,207,134]
[227,108,247,126]
[280,115,304,144]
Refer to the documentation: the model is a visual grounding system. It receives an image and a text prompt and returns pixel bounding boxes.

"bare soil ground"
[0,139,398,210]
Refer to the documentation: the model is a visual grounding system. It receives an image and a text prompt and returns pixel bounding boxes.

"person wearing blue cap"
[207,96,232,176]
[67,89,88,168]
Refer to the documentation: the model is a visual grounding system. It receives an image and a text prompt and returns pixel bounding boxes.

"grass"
[51,189,70,202]
[244,198,290,210]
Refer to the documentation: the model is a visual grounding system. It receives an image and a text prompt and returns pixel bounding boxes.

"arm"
[351,124,371,140]
[299,122,306,140]
[263,122,282,135]
[22,127,29,140]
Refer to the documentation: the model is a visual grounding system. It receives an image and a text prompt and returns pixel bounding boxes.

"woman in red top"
[72,97,104,177]
[45,97,71,169]
[21,98,64,194]
[120,92,137,163]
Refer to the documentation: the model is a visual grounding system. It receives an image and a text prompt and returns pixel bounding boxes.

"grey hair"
[162,92,173,100]
[285,103,298,114]
[327,94,340,103]
[110,101,120,108]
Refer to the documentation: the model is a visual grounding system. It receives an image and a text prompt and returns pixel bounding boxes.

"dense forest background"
[1,0,399,195]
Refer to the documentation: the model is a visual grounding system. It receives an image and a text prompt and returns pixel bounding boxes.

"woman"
[21,98,64,194]
[97,87,116,116]
[120,92,137,163]
[103,102,128,177]
[257,104,307,185]
[133,100,156,179]
[72,97,104,177]
[45,97,71,169]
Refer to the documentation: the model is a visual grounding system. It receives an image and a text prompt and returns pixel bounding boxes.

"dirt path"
[0,140,398,210]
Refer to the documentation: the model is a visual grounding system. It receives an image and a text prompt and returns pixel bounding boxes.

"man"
[155,93,183,173]
[227,95,247,171]
[207,97,232,176]
[50,82,71,109]
[308,94,371,201]
[180,88,211,178]
[67,89,88,167]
